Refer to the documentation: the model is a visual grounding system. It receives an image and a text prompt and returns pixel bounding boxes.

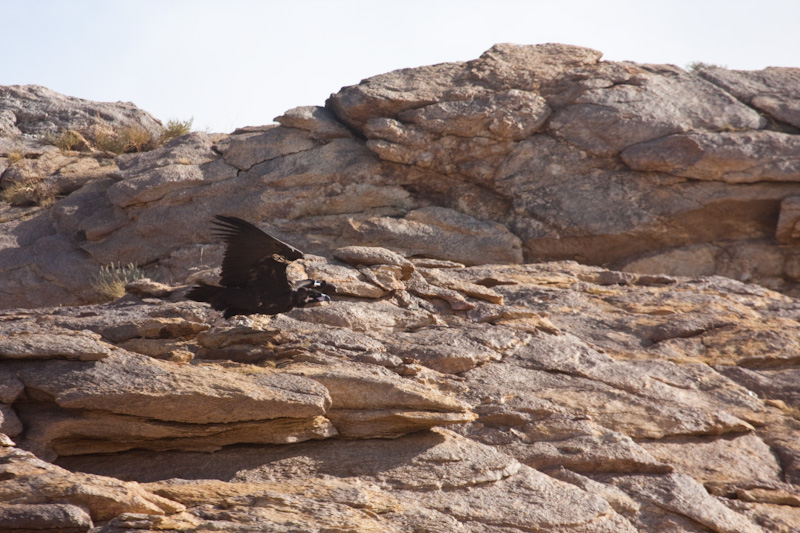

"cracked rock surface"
[1,257,800,531]
[2,43,800,531]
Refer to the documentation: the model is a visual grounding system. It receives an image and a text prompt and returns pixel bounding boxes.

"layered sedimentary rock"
[1,254,799,531]
[2,44,800,531]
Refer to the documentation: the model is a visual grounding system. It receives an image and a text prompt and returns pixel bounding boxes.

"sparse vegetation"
[93,123,155,154]
[93,125,128,154]
[0,181,32,206]
[0,178,56,207]
[40,116,193,157]
[122,124,154,152]
[687,61,726,72]
[7,150,25,164]
[46,128,85,152]
[92,262,146,301]
[161,118,194,143]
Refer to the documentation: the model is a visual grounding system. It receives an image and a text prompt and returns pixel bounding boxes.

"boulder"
[621,130,800,183]
[274,105,355,140]
[698,65,800,128]
[0,85,164,139]
[341,206,523,265]
[0,503,92,532]
[548,64,766,156]
[0,328,115,361]
[0,447,184,522]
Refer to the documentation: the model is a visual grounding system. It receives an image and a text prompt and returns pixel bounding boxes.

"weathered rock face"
[2,43,800,531]
[3,43,800,310]
[2,254,800,531]
[0,85,164,141]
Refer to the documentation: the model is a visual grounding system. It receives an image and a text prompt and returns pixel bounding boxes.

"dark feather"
[212,215,303,289]
[187,215,334,317]
[187,281,302,318]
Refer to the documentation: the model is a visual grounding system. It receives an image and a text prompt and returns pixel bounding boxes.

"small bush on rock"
[687,61,726,72]
[46,129,86,152]
[0,178,56,207]
[92,262,146,300]
[161,118,194,143]
[122,124,154,152]
[94,124,155,154]
[7,150,25,164]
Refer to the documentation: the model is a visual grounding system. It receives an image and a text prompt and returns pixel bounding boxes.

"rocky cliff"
[1,43,800,532]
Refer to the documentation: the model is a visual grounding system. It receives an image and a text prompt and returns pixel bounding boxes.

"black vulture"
[187,215,335,318]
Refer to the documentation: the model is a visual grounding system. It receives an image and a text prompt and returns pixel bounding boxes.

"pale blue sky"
[3,0,799,132]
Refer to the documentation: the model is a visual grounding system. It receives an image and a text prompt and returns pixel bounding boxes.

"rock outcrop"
[3,257,800,531]
[2,43,800,309]
[2,43,800,531]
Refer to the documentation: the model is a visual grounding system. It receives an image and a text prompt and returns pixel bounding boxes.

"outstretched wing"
[211,215,304,289]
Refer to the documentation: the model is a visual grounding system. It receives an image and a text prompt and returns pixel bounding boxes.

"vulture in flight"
[187,215,335,318]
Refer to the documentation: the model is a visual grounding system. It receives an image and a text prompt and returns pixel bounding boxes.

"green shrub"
[161,118,193,143]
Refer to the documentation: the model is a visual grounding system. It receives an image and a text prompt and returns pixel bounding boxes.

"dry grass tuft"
[93,123,155,154]
[122,124,155,152]
[92,262,146,301]
[46,129,86,152]
[7,150,25,164]
[0,178,56,207]
[42,117,193,156]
